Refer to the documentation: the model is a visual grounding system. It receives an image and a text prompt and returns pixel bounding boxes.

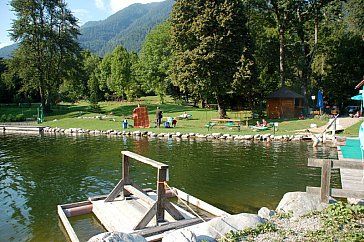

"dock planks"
[91,191,194,233]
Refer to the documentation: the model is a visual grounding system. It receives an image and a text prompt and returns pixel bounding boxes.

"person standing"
[156,107,162,128]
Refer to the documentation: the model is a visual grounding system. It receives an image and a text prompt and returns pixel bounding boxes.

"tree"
[98,45,138,101]
[8,0,81,112]
[137,22,172,103]
[171,0,249,117]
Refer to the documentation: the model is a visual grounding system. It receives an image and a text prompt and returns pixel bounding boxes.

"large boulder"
[88,232,147,242]
[162,213,264,242]
[276,192,333,217]
[162,230,197,242]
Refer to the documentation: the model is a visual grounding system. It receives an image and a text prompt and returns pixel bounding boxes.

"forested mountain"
[0,0,173,58]
[0,43,18,58]
[79,0,173,56]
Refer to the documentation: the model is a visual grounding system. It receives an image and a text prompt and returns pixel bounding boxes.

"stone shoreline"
[42,127,327,142]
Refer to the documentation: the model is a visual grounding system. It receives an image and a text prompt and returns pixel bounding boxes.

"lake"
[0,133,338,241]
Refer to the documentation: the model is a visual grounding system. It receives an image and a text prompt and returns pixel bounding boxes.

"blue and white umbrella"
[351,94,363,100]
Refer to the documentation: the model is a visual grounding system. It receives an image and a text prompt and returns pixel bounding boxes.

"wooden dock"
[0,125,44,134]
[58,151,228,242]
[337,147,364,195]
[306,156,364,202]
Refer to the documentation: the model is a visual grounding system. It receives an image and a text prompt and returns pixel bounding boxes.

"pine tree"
[9,0,81,112]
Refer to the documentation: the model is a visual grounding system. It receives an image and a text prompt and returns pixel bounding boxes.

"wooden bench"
[206,119,242,131]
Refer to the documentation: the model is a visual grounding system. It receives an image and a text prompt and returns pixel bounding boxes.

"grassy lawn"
[341,120,362,137]
[1,96,331,135]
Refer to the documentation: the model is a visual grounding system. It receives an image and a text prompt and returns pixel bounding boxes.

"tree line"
[0,0,363,117]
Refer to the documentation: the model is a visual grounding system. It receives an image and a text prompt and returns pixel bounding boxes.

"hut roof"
[267,87,304,99]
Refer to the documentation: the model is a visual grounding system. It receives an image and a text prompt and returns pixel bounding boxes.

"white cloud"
[109,0,164,13]
[72,9,91,25]
[95,0,106,11]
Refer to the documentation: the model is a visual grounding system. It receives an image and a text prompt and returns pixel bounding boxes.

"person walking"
[156,107,162,128]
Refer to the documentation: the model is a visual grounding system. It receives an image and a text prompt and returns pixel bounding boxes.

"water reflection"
[0,133,337,241]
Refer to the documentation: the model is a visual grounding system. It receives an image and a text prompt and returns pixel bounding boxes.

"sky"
[0,0,165,49]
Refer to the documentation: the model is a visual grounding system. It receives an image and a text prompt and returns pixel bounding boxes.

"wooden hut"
[266,87,304,119]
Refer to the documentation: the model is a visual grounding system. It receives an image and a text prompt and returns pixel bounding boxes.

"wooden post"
[332,119,336,142]
[320,159,332,203]
[122,154,131,197]
[156,167,167,222]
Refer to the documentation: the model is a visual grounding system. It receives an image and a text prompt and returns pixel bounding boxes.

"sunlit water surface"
[0,133,338,241]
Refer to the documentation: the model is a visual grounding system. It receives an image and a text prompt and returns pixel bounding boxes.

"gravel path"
[253,215,322,241]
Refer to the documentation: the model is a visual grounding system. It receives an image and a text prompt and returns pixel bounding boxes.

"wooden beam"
[308,158,363,170]
[172,188,230,216]
[124,185,155,206]
[307,186,364,199]
[132,217,206,237]
[104,179,125,202]
[58,205,80,242]
[156,167,167,222]
[122,151,168,169]
[163,198,185,220]
[320,159,331,203]
[60,200,92,209]
[134,202,157,230]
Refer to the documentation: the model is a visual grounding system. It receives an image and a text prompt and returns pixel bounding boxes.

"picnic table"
[205,118,242,131]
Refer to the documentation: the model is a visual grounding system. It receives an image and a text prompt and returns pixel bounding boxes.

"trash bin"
[123,119,128,129]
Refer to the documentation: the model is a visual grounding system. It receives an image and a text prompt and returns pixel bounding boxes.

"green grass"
[1,97,332,135]
[341,120,362,136]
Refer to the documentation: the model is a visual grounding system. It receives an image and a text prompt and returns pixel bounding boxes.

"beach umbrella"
[351,94,363,100]
[317,90,324,115]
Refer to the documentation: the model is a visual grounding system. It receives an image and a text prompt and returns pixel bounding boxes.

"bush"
[314,114,330,121]
[0,113,26,122]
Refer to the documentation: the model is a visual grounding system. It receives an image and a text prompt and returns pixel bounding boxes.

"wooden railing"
[105,151,184,230]
[307,158,364,203]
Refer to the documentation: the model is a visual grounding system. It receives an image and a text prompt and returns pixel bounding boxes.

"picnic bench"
[205,118,242,131]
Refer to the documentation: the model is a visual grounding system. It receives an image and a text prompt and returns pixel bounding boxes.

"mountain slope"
[79,0,173,56]
[0,0,173,58]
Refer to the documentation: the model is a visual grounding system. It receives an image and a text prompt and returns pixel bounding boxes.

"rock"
[164,213,264,242]
[347,197,364,205]
[276,192,334,217]
[162,230,197,242]
[258,207,275,220]
[254,134,261,140]
[244,135,254,140]
[212,133,222,138]
[88,232,147,242]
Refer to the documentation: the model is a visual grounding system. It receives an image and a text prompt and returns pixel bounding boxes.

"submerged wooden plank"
[58,205,80,242]
[133,217,206,238]
[172,188,230,216]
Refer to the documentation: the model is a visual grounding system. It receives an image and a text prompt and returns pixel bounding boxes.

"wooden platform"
[58,151,229,242]
[337,147,364,194]
[91,187,194,233]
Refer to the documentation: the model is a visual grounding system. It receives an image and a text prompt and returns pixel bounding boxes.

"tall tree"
[8,0,81,112]
[171,0,249,117]
[98,45,137,101]
[137,22,172,104]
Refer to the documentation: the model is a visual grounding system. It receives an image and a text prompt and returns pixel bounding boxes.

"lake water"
[0,133,338,241]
